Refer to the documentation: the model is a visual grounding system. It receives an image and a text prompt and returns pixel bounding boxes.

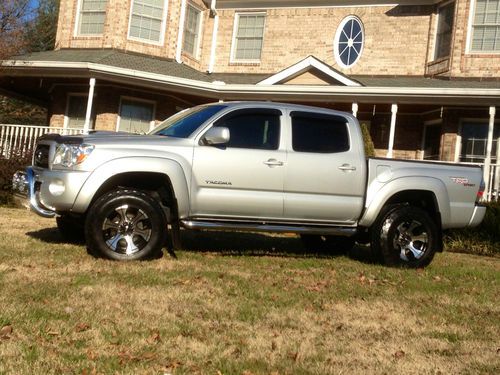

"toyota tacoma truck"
[12,102,486,267]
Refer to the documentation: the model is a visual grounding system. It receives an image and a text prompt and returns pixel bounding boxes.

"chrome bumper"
[12,167,56,218]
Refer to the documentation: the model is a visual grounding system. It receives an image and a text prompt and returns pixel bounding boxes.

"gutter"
[2,60,500,104]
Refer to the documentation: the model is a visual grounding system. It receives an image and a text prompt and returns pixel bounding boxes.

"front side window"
[129,0,167,44]
[78,0,108,35]
[183,4,202,56]
[334,16,364,68]
[118,99,155,134]
[214,109,281,150]
[232,13,266,61]
[291,112,350,153]
[470,0,500,52]
[435,2,456,59]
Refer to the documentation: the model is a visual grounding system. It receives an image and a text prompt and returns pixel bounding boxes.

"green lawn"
[0,207,499,374]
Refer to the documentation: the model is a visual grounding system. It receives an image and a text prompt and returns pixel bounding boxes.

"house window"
[183,4,202,57]
[334,16,364,68]
[128,0,167,44]
[435,2,456,59]
[470,0,500,52]
[232,13,266,61]
[66,95,95,129]
[460,121,500,163]
[118,99,155,134]
[77,0,108,35]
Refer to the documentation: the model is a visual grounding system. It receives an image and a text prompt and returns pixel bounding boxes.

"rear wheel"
[371,206,438,267]
[85,189,167,260]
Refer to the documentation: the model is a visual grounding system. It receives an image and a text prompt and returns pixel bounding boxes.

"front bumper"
[468,204,487,227]
[12,167,56,218]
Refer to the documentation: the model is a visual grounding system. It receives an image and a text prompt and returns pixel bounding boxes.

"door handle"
[263,159,284,167]
[338,164,356,171]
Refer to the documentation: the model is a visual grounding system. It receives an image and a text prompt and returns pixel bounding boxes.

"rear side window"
[214,108,281,150]
[291,112,350,153]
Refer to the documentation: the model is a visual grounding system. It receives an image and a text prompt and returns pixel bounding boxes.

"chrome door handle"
[338,164,356,171]
[263,159,284,167]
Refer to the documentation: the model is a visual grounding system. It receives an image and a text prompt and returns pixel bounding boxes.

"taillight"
[477,179,485,202]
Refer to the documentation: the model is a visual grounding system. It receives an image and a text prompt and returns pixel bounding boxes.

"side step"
[181,220,357,237]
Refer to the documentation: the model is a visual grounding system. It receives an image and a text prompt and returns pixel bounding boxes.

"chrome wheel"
[102,204,152,255]
[393,220,429,262]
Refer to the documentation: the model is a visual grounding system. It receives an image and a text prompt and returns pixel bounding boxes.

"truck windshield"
[150,105,227,138]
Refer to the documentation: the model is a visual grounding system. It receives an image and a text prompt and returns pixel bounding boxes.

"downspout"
[175,0,188,64]
[208,0,218,73]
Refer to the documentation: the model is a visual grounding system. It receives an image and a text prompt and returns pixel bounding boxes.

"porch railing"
[0,124,85,159]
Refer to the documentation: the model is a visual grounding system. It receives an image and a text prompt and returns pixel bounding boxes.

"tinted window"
[214,109,281,150]
[291,112,349,153]
[151,105,226,138]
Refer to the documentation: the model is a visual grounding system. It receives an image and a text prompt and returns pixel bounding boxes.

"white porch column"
[83,78,96,134]
[386,104,398,158]
[175,0,188,64]
[352,102,358,118]
[483,106,496,197]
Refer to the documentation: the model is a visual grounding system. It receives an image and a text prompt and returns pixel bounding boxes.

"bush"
[0,154,32,207]
[445,201,500,256]
[360,122,375,158]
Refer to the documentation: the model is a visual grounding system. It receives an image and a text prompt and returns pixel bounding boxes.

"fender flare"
[71,157,190,215]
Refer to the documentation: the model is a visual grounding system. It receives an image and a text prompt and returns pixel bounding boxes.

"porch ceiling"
[2,49,500,106]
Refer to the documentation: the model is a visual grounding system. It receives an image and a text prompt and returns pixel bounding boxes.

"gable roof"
[257,56,362,86]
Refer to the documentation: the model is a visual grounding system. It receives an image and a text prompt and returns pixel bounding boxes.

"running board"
[181,220,357,237]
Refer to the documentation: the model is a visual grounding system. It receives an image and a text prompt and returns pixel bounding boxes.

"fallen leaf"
[394,350,405,359]
[46,330,60,336]
[271,341,277,351]
[0,325,13,339]
[433,276,442,282]
[287,351,299,362]
[148,330,161,344]
[75,323,90,333]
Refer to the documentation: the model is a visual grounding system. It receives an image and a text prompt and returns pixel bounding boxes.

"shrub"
[445,201,500,256]
[0,153,32,207]
[360,122,375,158]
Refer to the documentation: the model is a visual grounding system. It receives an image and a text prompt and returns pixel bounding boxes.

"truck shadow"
[26,227,375,264]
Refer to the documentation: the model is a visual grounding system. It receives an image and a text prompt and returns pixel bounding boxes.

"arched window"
[334,16,364,68]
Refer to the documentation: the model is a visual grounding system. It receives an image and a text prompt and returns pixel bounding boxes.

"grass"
[0,207,499,374]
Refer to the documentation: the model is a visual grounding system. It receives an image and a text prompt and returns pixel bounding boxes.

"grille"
[33,144,50,168]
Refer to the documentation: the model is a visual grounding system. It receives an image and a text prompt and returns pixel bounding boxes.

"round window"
[334,16,364,68]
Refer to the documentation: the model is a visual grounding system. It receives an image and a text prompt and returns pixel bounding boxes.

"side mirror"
[202,127,230,145]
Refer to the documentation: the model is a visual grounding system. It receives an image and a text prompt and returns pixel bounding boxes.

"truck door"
[283,111,366,224]
[191,108,285,220]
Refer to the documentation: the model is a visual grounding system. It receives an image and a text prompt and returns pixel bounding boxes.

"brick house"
[0,0,499,188]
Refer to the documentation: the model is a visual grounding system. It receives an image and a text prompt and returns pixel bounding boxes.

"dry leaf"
[394,350,405,359]
[75,323,90,332]
[0,325,13,339]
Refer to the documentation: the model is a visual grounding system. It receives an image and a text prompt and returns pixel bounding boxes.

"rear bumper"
[12,168,56,218]
[467,204,486,227]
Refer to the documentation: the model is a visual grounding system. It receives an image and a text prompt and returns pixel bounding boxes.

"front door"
[191,108,285,220]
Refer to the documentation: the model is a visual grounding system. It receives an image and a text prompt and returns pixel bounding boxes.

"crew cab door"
[190,108,286,220]
[283,111,366,224]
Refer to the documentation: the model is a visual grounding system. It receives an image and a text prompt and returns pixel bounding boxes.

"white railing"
[483,163,500,202]
[0,124,85,159]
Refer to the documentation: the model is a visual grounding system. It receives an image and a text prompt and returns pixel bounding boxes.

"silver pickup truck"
[13,101,486,267]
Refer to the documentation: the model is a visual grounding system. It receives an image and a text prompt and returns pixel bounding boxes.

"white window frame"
[333,15,365,69]
[465,0,500,54]
[127,0,169,46]
[116,96,157,133]
[74,0,108,37]
[456,117,500,162]
[182,3,204,59]
[64,93,96,130]
[230,12,266,63]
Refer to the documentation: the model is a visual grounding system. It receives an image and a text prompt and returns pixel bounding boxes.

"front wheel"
[371,206,438,268]
[85,189,167,260]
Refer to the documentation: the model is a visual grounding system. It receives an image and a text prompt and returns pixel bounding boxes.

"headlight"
[52,144,94,168]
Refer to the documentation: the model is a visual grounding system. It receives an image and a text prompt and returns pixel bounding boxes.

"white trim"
[182,2,204,60]
[352,102,358,117]
[334,15,364,69]
[3,60,500,101]
[83,78,96,133]
[176,0,188,63]
[386,103,398,158]
[258,56,361,86]
[230,12,266,63]
[127,0,169,46]
[116,96,157,133]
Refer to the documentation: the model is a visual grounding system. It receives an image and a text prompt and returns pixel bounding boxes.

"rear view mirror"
[202,127,230,145]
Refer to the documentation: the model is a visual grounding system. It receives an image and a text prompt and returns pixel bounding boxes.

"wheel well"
[89,172,176,214]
